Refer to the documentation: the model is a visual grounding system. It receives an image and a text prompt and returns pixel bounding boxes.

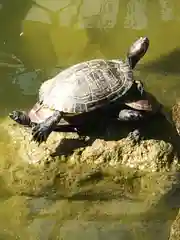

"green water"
[0,0,180,239]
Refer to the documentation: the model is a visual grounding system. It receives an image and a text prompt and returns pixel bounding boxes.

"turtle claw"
[32,123,50,144]
[127,129,142,143]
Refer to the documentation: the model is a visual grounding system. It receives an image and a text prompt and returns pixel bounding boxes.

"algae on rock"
[169,209,180,240]
[0,117,179,198]
[2,118,178,172]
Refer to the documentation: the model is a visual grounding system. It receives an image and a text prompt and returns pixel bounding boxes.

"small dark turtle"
[118,91,175,142]
[118,91,161,121]
[9,37,149,144]
[117,91,162,141]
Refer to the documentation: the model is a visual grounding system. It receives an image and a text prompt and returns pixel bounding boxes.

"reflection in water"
[159,0,173,21]
[11,69,42,96]
[124,0,148,30]
[79,0,119,29]
[34,0,71,12]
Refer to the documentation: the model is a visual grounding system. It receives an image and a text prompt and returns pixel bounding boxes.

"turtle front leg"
[117,109,144,143]
[32,110,63,144]
[135,80,144,96]
[9,110,32,127]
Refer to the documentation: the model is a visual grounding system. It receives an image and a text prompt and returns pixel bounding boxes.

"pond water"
[0,0,180,239]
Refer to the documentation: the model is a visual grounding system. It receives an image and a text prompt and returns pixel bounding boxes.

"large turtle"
[9,36,149,144]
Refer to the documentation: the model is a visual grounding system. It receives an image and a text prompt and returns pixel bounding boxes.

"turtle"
[9,36,149,144]
[118,91,175,141]
[117,91,162,141]
[118,91,161,121]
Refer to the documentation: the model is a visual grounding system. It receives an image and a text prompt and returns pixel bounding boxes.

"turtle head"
[127,37,149,69]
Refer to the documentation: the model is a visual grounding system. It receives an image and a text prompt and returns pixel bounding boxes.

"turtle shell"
[38,59,134,114]
[125,92,161,113]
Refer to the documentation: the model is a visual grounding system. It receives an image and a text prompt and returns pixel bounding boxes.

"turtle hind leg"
[126,129,142,143]
[9,110,32,126]
[117,109,144,143]
[32,110,63,144]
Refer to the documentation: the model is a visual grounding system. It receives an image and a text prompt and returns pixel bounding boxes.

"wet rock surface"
[0,116,179,196]
[2,117,178,171]
[169,209,180,240]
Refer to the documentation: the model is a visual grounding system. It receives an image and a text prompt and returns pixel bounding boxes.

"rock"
[80,138,175,172]
[172,102,180,135]
[169,210,180,240]
[0,117,179,197]
[1,118,178,172]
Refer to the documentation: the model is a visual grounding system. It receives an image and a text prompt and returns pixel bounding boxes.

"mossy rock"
[0,117,179,197]
[169,209,180,240]
[2,118,178,171]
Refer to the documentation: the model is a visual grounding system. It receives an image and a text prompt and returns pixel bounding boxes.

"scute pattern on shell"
[39,59,133,113]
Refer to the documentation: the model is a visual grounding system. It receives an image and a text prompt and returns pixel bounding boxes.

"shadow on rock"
[50,110,180,161]
[51,138,94,157]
